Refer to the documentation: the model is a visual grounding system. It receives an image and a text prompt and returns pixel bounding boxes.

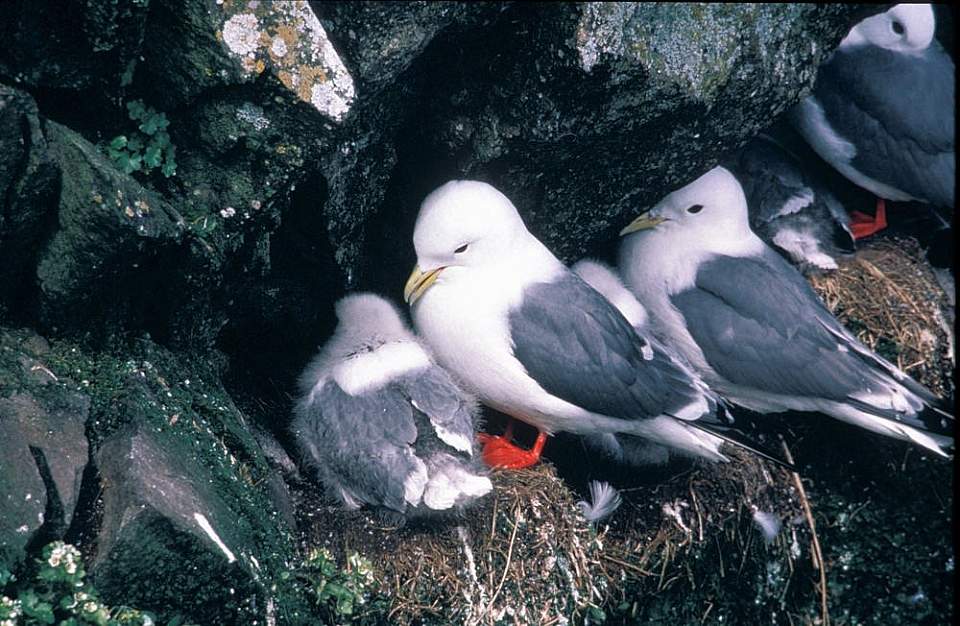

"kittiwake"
[790,3,955,238]
[403,180,772,470]
[571,258,791,468]
[291,293,492,519]
[618,166,953,458]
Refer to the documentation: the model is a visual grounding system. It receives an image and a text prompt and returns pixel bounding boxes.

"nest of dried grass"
[296,463,606,625]
[296,446,813,625]
[809,236,954,397]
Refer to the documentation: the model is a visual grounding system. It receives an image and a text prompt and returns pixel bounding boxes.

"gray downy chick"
[291,293,492,521]
[727,129,856,275]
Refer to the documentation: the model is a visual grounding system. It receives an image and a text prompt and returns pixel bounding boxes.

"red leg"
[849,197,888,240]
[477,420,548,469]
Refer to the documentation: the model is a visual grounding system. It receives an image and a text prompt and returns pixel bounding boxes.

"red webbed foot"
[477,420,548,469]
[849,197,888,240]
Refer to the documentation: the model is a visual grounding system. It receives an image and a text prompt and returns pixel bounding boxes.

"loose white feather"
[577,480,623,524]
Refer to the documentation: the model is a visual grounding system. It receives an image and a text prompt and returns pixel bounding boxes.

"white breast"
[329,341,432,396]
[411,241,591,433]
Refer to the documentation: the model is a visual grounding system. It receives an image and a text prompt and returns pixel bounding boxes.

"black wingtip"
[690,420,797,471]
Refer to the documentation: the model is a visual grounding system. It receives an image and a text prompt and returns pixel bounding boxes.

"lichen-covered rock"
[0,328,89,567]
[367,4,876,271]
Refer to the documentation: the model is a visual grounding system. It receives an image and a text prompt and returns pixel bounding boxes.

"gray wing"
[672,250,945,429]
[400,364,477,454]
[817,44,955,206]
[509,272,712,421]
[291,381,423,512]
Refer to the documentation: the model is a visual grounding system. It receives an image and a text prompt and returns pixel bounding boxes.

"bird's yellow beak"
[619,214,666,236]
[404,265,444,305]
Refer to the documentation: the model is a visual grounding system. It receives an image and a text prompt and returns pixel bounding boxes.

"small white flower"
[220,207,236,218]
[83,601,99,613]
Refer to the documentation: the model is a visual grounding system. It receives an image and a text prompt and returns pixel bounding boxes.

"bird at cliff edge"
[404,180,774,470]
[726,128,856,275]
[790,3,954,239]
[291,293,492,520]
[618,166,953,458]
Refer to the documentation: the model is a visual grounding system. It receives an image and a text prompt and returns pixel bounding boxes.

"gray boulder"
[0,329,89,567]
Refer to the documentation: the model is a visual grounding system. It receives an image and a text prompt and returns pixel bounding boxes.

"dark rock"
[0,0,151,129]
[93,421,269,623]
[0,85,60,318]
[0,328,89,567]
[16,332,311,623]
[312,1,505,92]
[35,121,184,337]
[0,424,46,568]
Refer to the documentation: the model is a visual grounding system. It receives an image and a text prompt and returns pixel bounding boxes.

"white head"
[571,259,649,328]
[332,292,413,351]
[840,4,935,53]
[298,292,418,394]
[404,180,534,304]
[619,166,756,256]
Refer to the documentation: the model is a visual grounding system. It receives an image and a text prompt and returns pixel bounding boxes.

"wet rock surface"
[0,2,953,624]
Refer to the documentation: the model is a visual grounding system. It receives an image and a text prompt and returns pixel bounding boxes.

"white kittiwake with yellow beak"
[618,166,953,458]
[404,180,772,470]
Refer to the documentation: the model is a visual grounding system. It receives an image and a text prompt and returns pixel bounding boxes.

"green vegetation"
[106,101,177,178]
[0,542,175,626]
[295,549,389,624]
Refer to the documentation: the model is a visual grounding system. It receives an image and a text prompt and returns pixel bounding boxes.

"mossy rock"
[0,326,315,624]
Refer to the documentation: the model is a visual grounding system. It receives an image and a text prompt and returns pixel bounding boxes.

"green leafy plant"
[297,549,388,622]
[0,541,190,626]
[106,100,177,178]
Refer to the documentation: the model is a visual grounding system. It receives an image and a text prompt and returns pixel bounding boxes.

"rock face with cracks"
[1,1,952,624]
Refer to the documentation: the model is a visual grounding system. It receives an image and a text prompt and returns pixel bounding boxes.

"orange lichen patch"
[258,30,272,49]
[216,0,354,120]
[277,70,295,91]
[295,65,330,103]
[274,24,300,55]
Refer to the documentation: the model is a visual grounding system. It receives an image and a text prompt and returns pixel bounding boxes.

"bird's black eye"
[891,20,904,35]
[686,204,704,214]
[455,243,469,254]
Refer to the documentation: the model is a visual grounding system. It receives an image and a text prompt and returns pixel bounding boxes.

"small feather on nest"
[577,480,623,524]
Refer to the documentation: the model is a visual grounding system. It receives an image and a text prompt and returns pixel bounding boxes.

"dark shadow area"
[218,172,343,444]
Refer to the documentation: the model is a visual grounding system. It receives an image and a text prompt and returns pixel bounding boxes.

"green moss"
[1,329,314,623]
[296,549,390,624]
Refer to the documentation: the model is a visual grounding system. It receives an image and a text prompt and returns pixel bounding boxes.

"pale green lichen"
[575,3,768,103]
